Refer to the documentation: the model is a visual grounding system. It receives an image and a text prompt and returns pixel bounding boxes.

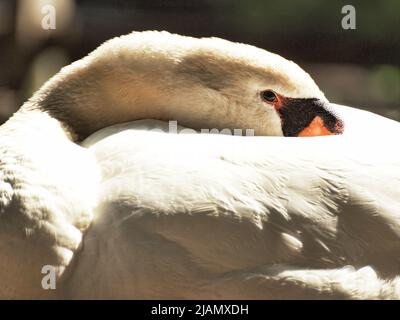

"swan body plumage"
[0,31,399,299]
[64,105,400,299]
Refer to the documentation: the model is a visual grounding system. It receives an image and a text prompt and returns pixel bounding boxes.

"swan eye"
[261,90,278,103]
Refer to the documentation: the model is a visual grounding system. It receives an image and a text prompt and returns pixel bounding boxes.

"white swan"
[0,31,399,299]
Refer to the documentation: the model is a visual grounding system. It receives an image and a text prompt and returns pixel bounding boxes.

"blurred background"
[0,0,399,125]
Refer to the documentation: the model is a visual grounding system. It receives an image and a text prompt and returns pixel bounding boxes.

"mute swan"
[0,31,399,299]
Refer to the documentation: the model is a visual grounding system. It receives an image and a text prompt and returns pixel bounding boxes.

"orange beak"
[272,95,344,137]
[298,116,335,137]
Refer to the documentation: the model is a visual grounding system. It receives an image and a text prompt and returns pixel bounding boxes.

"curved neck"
[0,109,99,299]
[20,56,204,142]
[19,51,266,142]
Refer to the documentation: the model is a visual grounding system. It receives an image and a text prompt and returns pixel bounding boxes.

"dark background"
[0,0,399,125]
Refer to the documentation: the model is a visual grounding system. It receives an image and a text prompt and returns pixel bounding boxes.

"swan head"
[29,31,344,139]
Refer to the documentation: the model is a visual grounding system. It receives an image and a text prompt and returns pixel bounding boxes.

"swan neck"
[2,106,76,142]
[15,52,229,141]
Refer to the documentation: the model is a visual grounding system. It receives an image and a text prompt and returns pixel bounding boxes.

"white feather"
[1,31,399,299]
